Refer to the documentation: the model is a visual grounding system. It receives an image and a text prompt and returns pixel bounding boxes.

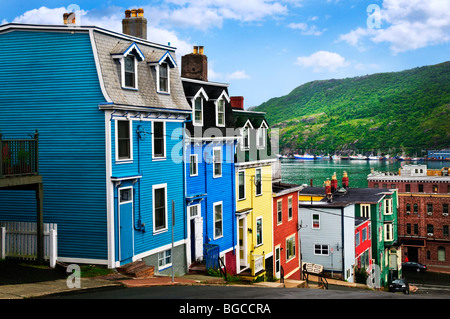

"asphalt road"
[403,269,450,297]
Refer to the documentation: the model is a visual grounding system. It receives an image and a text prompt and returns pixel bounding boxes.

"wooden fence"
[0,221,57,268]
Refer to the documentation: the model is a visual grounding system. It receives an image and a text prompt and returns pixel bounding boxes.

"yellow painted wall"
[236,164,273,267]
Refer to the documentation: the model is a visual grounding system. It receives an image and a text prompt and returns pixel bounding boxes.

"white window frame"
[256,216,263,247]
[255,168,262,196]
[277,199,283,225]
[216,98,226,127]
[361,204,370,218]
[288,196,293,220]
[121,54,138,90]
[192,87,208,127]
[384,222,394,241]
[153,183,168,234]
[152,121,166,160]
[384,198,393,215]
[240,120,253,150]
[213,201,223,240]
[356,231,360,247]
[312,213,320,229]
[314,244,329,256]
[286,234,296,262]
[158,249,172,270]
[115,119,133,163]
[157,62,170,94]
[256,122,268,149]
[188,203,201,219]
[238,170,246,200]
[190,154,198,177]
[213,147,222,178]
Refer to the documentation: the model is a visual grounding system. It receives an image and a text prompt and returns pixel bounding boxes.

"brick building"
[368,164,450,267]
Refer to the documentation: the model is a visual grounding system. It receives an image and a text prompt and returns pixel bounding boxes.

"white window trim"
[255,216,263,247]
[115,118,133,163]
[384,198,393,215]
[277,199,283,225]
[190,154,198,177]
[312,213,320,230]
[192,87,209,127]
[238,170,246,201]
[288,196,293,220]
[240,120,253,150]
[120,55,139,90]
[188,203,201,219]
[285,234,296,262]
[158,249,172,271]
[156,62,170,94]
[361,204,370,218]
[152,121,166,160]
[152,183,168,234]
[215,91,229,127]
[255,168,262,196]
[384,222,394,241]
[256,122,268,149]
[213,201,224,240]
[313,244,330,256]
[213,146,222,178]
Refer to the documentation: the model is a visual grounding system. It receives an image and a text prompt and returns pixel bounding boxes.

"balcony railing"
[0,130,39,179]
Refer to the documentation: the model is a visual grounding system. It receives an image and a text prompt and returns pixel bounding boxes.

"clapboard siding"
[110,118,186,260]
[0,30,108,260]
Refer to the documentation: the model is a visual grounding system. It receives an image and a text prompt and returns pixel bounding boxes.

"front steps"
[117,261,154,279]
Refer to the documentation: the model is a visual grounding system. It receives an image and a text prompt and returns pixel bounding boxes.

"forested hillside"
[253,61,450,155]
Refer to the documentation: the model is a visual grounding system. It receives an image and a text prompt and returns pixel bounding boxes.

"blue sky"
[1,0,449,108]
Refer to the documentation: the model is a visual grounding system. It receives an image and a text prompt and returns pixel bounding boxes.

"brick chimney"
[122,8,147,40]
[230,96,244,110]
[181,46,208,81]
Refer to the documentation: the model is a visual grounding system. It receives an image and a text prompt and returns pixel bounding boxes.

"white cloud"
[287,22,325,36]
[226,70,251,80]
[208,68,250,81]
[295,51,349,72]
[339,0,450,53]
[2,6,193,58]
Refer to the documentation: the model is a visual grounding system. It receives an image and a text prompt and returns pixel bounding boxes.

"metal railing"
[0,130,39,179]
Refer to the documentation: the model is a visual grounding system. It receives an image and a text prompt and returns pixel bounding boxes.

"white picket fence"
[0,221,57,268]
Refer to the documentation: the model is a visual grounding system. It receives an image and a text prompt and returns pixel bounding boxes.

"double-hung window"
[158,62,169,93]
[242,126,250,150]
[194,97,203,126]
[153,121,165,159]
[117,120,131,161]
[277,200,282,225]
[286,235,296,261]
[153,184,167,233]
[214,202,223,239]
[312,214,320,229]
[288,197,293,220]
[213,147,222,178]
[256,217,263,246]
[190,154,198,176]
[124,55,136,88]
[238,171,245,200]
[255,168,262,195]
[216,99,225,126]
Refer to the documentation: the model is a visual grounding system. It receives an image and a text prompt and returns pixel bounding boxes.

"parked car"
[402,261,427,272]
[389,278,410,294]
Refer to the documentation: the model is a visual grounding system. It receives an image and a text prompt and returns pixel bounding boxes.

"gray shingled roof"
[93,31,190,111]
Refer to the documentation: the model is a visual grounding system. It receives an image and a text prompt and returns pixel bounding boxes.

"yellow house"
[232,101,275,280]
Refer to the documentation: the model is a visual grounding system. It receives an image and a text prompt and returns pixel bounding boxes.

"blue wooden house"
[0,9,191,274]
[180,47,238,274]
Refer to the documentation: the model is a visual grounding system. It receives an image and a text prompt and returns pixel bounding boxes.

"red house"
[272,182,303,280]
[355,217,372,271]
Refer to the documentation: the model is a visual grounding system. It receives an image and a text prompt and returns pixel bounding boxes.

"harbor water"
[280,159,450,188]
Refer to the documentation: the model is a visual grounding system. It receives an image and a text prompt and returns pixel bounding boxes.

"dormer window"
[191,87,208,126]
[148,51,177,94]
[240,120,253,150]
[215,90,229,127]
[159,62,169,93]
[256,121,268,148]
[124,55,136,88]
[194,97,203,125]
[111,42,145,90]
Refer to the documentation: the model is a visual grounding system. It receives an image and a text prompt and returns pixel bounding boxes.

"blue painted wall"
[0,30,109,261]
[186,141,236,254]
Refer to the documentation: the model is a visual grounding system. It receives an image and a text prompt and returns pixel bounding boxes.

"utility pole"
[172,200,175,283]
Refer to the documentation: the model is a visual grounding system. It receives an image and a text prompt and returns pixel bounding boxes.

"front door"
[275,246,281,279]
[238,216,247,269]
[190,217,203,262]
[119,187,133,263]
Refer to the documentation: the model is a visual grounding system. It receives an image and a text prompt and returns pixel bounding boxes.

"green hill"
[253,61,450,155]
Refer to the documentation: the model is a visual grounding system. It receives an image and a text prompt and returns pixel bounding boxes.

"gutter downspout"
[341,207,345,279]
